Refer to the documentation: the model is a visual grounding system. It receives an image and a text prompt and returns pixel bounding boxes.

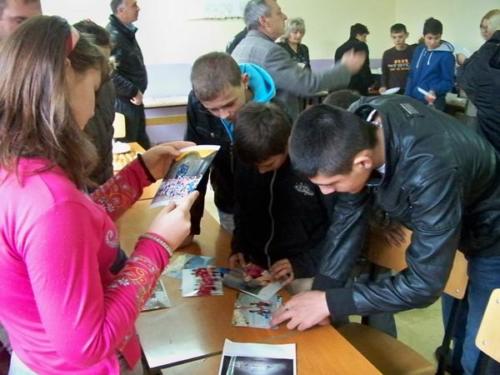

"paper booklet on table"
[142,279,171,311]
[223,269,284,301]
[151,145,220,208]
[232,293,282,329]
[219,339,296,375]
[181,266,224,297]
[164,253,214,279]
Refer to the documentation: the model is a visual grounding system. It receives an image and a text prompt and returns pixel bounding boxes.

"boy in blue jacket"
[185,52,277,244]
[405,18,455,110]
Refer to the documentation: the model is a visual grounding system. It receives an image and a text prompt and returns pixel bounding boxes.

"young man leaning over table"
[272,95,500,375]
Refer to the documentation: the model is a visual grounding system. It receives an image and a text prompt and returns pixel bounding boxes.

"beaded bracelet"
[139,232,174,257]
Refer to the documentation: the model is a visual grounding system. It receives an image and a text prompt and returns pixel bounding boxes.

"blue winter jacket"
[405,41,455,103]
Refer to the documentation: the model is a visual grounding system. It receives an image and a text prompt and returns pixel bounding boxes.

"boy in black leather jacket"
[273,96,500,374]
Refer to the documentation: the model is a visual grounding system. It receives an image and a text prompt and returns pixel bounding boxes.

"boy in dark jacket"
[405,18,455,110]
[185,52,277,244]
[334,23,374,96]
[231,102,332,290]
[273,96,500,374]
[458,16,500,153]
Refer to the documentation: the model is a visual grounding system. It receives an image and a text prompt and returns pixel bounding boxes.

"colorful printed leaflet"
[164,253,214,279]
[181,267,224,297]
[219,340,296,375]
[151,145,220,208]
[232,293,282,329]
[142,280,171,311]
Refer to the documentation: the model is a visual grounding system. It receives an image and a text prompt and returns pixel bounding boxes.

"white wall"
[41,0,498,65]
[41,0,395,65]
[396,0,499,54]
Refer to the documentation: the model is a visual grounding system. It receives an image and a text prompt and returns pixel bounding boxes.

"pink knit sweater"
[0,158,169,374]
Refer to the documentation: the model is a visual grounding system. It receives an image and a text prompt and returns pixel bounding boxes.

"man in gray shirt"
[232,0,365,119]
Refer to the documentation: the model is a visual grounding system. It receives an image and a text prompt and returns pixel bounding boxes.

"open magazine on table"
[151,145,220,208]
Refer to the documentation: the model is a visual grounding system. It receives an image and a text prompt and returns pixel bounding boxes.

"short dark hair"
[289,104,377,177]
[235,102,291,165]
[191,52,242,102]
[350,23,369,39]
[110,0,124,14]
[73,20,110,47]
[390,23,407,34]
[322,89,361,110]
[423,17,443,35]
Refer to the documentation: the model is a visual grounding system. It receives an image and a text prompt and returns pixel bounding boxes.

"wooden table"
[117,200,381,374]
[162,326,381,375]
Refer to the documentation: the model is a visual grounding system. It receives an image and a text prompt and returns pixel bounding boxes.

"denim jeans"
[443,256,500,374]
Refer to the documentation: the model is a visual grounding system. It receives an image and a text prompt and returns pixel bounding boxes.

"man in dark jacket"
[273,96,500,374]
[458,28,500,153]
[231,102,332,289]
[107,0,150,149]
[334,23,374,96]
[185,52,276,244]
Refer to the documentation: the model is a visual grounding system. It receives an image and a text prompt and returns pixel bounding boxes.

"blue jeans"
[443,256,500,374]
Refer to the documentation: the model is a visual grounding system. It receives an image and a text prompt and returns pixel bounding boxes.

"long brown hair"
[0,15,109,188]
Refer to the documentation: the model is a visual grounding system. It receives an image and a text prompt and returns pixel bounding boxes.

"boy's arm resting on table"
[326,171,462,318]
[275,171,462,329]
[23,201,169,366]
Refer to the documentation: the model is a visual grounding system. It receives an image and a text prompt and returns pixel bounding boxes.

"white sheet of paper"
[218,339,296,375]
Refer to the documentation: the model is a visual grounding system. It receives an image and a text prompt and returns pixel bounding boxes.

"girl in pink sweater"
[0,16,197,374]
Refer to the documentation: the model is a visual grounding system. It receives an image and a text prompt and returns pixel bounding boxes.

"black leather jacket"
[314,95,500,319]
[106,15,147,101]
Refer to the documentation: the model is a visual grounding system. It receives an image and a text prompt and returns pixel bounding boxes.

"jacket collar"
[247,29,274,42]
[109,14,137,39]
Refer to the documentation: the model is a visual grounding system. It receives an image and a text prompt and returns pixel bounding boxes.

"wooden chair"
[338,227,468,375]
[474,289,500,374]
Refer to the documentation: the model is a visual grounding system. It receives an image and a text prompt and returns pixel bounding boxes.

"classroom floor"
[203,187,444,365]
